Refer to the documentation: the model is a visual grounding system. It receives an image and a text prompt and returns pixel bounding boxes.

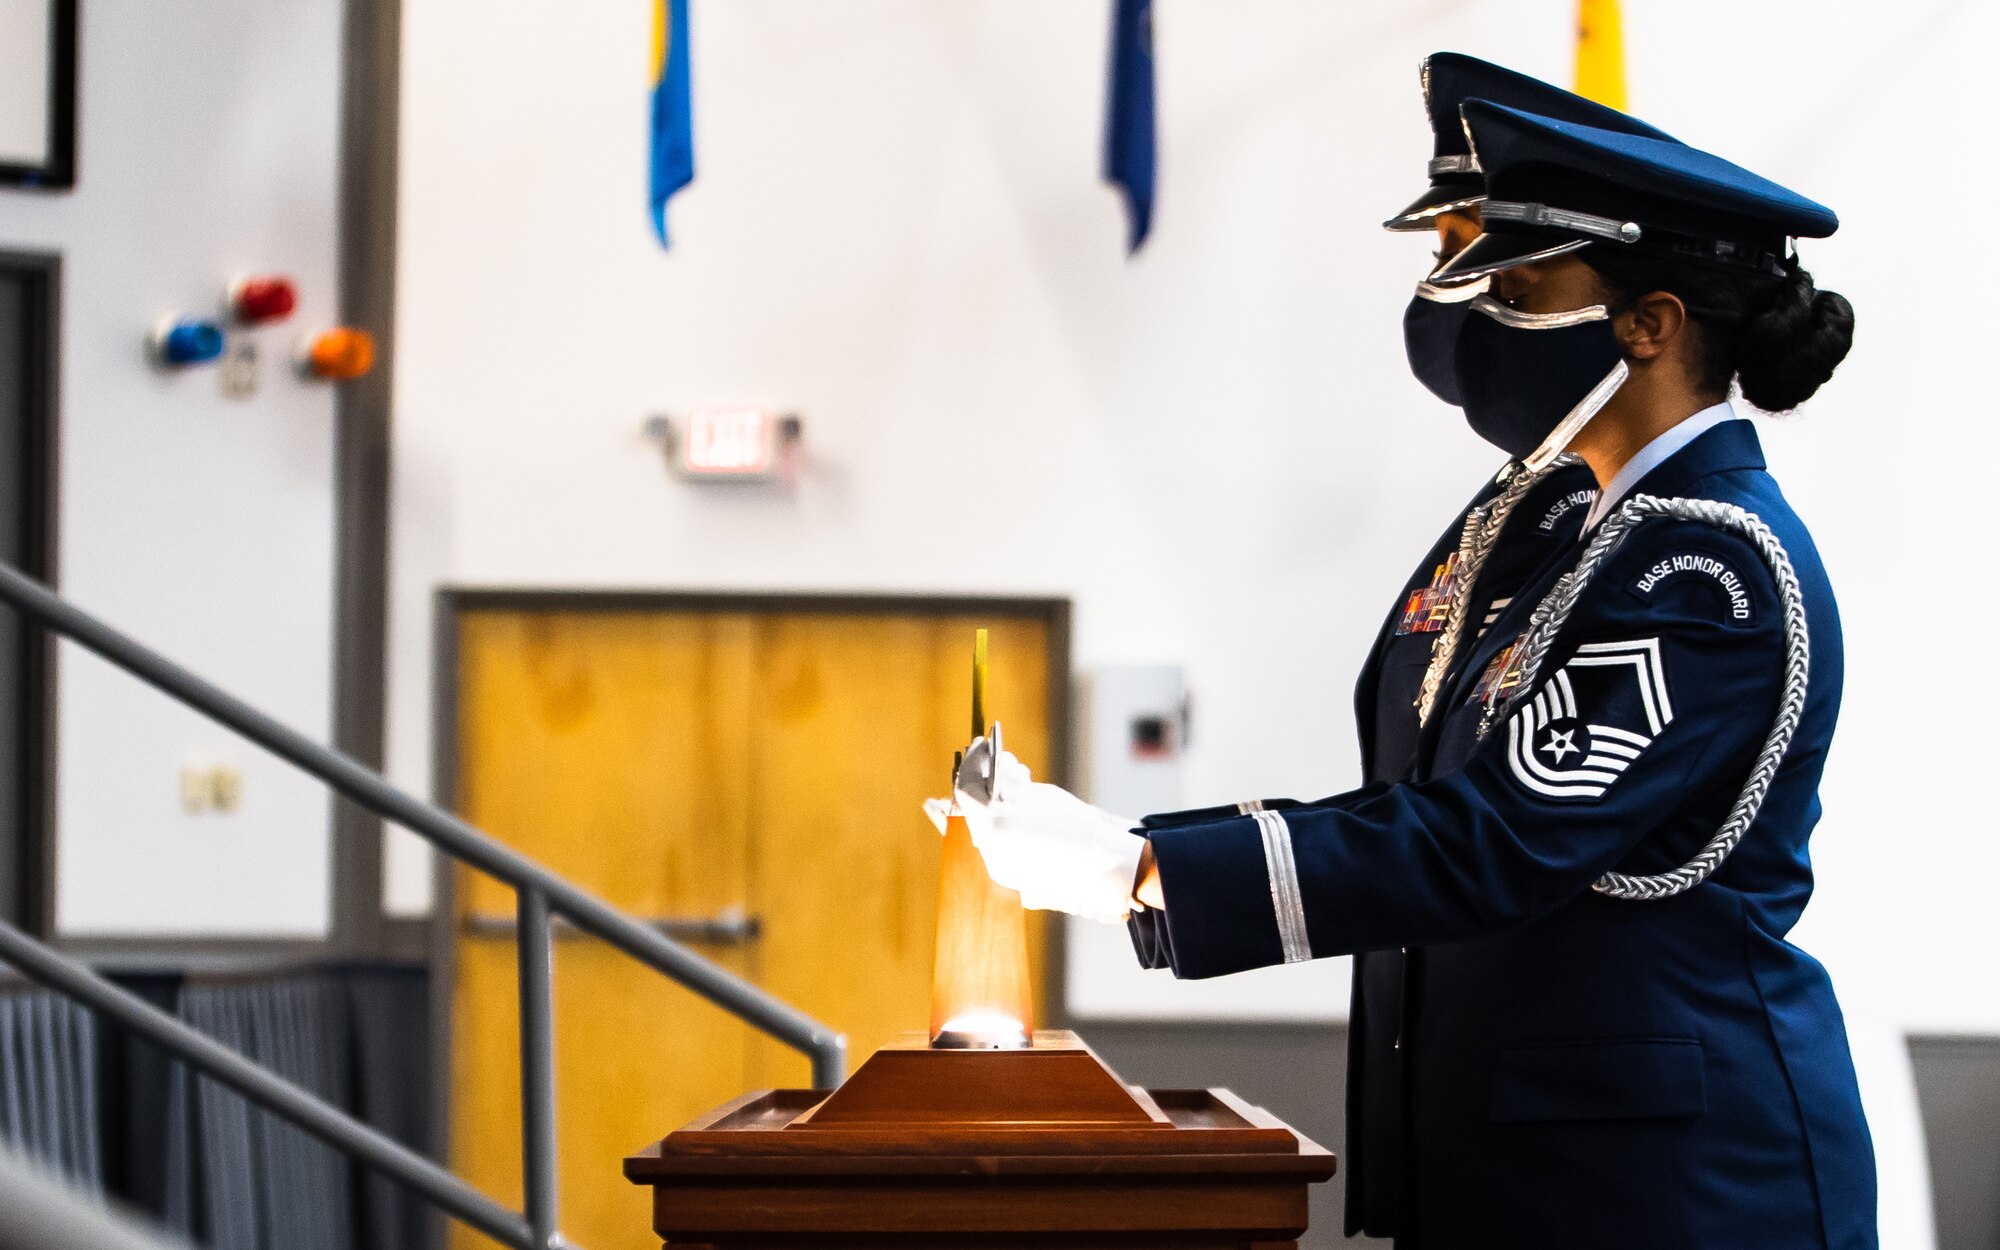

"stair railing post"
[812,1038,846,1092]
[517,886,559,1250]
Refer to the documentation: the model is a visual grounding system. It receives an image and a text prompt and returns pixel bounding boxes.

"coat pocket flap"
[1491,1037,1706,1123]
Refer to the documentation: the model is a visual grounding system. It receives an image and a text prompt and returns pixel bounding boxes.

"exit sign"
[653,407,801,482]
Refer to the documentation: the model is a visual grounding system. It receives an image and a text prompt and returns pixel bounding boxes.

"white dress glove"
[947,748,1144,925]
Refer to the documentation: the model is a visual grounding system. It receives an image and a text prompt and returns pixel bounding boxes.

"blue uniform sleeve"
[1139,799,1303,829]
[1144,523,1787,980]
[1126,799,1302,968]
[1127,900,1172,969]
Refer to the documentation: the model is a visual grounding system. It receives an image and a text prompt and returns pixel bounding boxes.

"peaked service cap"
[1431,99,1838,285]
[1385,51,1679,232]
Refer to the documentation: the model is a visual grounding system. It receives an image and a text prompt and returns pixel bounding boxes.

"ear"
[1615,291,1689,361]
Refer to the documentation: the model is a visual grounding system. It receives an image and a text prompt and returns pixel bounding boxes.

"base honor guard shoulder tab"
[1536,487,1598,535]
[1626,546,1758,626]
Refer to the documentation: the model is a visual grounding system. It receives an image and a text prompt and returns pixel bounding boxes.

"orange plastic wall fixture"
[929,629,1035,1050]
[299,327,375,380]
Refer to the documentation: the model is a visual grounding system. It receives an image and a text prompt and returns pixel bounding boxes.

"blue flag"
[1103,0,1157,253]
[650,0,694,247]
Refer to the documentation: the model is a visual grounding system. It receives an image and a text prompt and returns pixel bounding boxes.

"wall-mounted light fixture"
[149,317,226,368]
[643,406,803,483]
[297,327,375,380]
[227,274,298,325]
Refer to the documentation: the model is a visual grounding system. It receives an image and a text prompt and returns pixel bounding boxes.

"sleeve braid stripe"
[1252,810,1313,963]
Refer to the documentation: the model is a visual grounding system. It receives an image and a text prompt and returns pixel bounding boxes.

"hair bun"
[1732,264,1855,412]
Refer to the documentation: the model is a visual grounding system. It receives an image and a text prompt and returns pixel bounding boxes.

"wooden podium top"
[624,1032,1334,1247]
[624,1030,1335,1180]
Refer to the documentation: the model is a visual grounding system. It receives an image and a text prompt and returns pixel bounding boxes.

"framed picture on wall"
[0,0,78,190]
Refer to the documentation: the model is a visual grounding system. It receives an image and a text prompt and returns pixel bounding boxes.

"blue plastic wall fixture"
[151,317,226,367]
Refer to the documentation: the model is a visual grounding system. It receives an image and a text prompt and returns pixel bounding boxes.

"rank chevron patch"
[1505,637,1674,800]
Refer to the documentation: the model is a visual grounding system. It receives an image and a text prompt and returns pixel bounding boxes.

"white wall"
[0,0,56,169]
[0,0,346,937]
[389,0,2000,1035]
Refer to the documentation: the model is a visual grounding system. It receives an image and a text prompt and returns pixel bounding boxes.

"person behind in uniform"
[954,91,1873,1248]
[1353,53,1678,1242]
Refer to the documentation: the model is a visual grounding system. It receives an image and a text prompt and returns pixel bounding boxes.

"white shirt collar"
[1582,401,1743,532]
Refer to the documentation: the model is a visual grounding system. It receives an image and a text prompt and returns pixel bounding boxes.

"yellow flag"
[1574,0,1627,110]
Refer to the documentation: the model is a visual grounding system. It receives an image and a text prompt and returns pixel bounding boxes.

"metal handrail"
[0,561,847,1250]
[0,1145,191,1250]
[0,921,531,1246]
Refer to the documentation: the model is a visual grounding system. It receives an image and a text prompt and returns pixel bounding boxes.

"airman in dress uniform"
[1355,56,1681,1239]
[958,75,1874,1250]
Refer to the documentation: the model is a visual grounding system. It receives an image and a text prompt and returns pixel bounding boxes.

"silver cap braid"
[1476,494,1811,900]
[1415,456,1583,727]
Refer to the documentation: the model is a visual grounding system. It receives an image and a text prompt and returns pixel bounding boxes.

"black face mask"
[1402,286,1475,407]
[1452,296,1626,460]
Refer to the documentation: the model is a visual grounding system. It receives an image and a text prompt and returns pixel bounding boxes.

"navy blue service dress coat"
[1128,421,1875,1249]
[1347,458,1597,1239]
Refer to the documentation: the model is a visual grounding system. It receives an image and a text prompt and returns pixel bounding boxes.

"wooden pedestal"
[624,1031,1336,1249]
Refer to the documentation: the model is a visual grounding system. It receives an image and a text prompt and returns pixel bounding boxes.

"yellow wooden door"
[446,603,1057,1250]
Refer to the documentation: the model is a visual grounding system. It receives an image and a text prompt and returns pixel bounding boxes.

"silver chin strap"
[1524,360,1628,474]
[1454,294,1630,474]
[1413,276,1489,304]
[1412,324,1629,725]
[1466,293,1608,330]
[1480,495,1813,901]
